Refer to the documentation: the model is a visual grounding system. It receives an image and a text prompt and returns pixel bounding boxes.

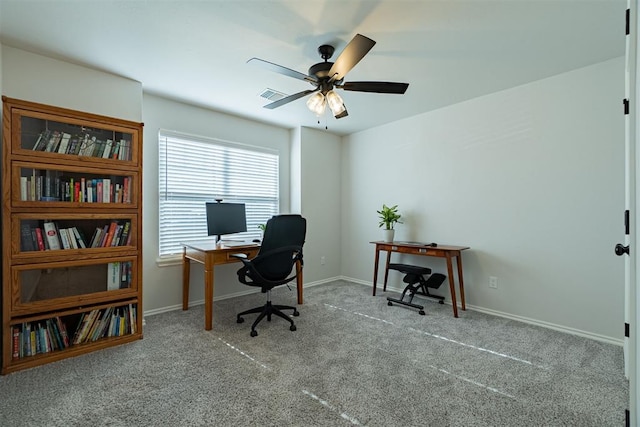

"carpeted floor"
[0,280,628,426]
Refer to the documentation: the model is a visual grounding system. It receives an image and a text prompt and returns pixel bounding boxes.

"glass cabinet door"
[16,112,136,162]
[12,258,137,313]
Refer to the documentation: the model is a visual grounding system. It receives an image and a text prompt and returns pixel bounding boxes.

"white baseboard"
[143,277,339,317]
[340,276,623,347]
[144,276,622,347]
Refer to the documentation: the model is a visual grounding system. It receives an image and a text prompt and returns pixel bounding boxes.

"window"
[159,130,279,257]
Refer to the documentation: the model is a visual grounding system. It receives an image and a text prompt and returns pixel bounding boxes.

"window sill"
[156,255,182,267]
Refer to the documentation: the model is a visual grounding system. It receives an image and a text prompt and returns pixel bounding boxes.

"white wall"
[1,46,141,121]
[342,57,625,342]
[299,127,342,282]
[141,93,293,312]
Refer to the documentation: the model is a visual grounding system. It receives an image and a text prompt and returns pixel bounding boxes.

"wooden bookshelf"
[1,96,143,374]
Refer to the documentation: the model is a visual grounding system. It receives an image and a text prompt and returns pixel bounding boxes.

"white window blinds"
[158,131,279,257]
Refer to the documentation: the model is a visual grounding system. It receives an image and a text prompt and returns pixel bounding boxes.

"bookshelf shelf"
[2,97,143,374]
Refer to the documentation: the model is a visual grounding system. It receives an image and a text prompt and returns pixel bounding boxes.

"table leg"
[372,247,380,296]
[383,251,392,292]
[296,259,304,304]
[445,253,459,318]
[455,253,466,310]
[204,264,214,331]
[182,251,190,311]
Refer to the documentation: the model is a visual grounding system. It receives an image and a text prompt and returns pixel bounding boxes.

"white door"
[624,0,638,423]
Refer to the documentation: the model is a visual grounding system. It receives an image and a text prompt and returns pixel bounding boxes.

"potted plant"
[377,204,402,242]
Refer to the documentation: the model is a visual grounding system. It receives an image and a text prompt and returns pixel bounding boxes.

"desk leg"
[456,253,466,311]
[383,251,392,292]
[372,248,380,296]
[445,253,459,318]
[182,251,190,311]
[296,259,304,304]
[204,264,214,331]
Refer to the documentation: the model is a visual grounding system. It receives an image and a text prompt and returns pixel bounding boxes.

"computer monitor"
[206,202,247,242]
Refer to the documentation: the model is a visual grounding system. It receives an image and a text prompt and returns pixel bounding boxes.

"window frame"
[158,129,280,259]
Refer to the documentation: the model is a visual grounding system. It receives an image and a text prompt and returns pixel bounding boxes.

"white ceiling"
[0,0,626,136]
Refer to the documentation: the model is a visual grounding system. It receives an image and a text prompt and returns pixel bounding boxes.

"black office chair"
[234,214,306,337]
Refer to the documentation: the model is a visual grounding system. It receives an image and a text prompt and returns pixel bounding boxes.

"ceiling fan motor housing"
[308,61,333,79]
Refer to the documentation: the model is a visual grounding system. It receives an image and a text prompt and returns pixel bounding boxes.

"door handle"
[615,243,630,256]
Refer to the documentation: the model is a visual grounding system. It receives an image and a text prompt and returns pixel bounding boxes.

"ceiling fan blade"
[328,34,376,83]
[247,58,318,84]
[340,81,409,94]
[264,89,317,109]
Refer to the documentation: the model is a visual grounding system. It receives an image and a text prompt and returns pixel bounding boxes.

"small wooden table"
[182,240,304,331]
[370,241,470,317]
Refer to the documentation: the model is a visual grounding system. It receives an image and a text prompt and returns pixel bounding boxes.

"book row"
[20,220,132,252]
[20,173,132,204]
[11,304,137,360]
[30,129,132,161]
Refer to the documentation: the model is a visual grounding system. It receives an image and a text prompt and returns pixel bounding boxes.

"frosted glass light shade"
[326,90,346,116]
[306,93,326,115]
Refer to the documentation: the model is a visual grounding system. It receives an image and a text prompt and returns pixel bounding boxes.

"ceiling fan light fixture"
[326,90,346,116]
[306,92,326,115]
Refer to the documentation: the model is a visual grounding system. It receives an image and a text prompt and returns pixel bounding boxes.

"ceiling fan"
[248,34,409,119]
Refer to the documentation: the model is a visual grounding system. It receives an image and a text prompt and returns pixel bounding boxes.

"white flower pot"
[383,229,395,242]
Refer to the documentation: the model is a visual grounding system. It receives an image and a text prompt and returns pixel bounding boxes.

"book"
[82,310,103,343]
[118,221,131,246]
[30,327,36,356]
[128,304,136,334]
[107,263,121,290]
[57,132,71,154]
[102,139,113,158]
[91,307,113,341]
[32,130,47,151]
[67,228,78,249]
[102,178,111,203]
[20,176,28,201]
[43,221,61,250]
[78,134,89,156]
[110,224,123,246]
[34,227,46,251]
[89,227,102,248]
[72,313,87,345]
[58,227,71,249]
[72,227,87,248]
[75,310,99,344]
[102,221,118,247]
[55,317,70,348]
[20,223,35,252]
[12,326,20,359]
[44,131,60,152]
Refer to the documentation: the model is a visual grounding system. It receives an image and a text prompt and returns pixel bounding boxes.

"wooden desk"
[370,241,470,317]
[182,240,304,331]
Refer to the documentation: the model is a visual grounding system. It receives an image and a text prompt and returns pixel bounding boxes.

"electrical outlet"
[489,276,498,289]
[320,256,326,265]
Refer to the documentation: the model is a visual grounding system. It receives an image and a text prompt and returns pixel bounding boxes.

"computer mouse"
[252,239,261,243]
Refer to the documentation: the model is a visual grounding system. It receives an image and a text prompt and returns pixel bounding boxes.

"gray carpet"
[0,280,628,426]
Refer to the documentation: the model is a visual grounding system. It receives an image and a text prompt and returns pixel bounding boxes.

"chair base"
[237,301,299,337]
[386,277,446,316]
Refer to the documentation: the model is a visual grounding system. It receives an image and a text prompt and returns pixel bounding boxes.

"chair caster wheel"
[438,300,444,305]
[290,325,297,331]
[250,330,258,337]
[237,317,244,324]
[293,310,300,317]
[419,310,426,315]
[388,301,393,306]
